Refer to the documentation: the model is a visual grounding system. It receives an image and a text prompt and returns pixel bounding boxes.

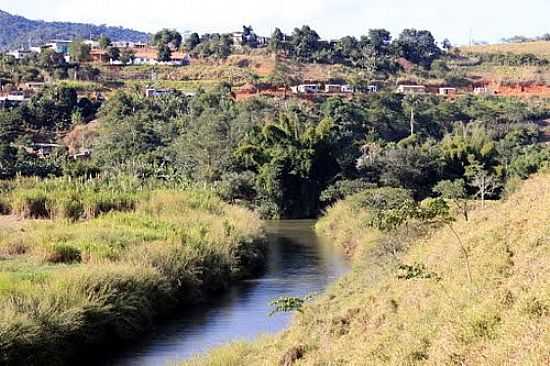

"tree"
[152,29,182,49]
[120,48,136,65]
[184,32,200,50]
[466,164,501,208]
[68,39,91,63]
[290,25,321,62]
[107,46,120,62]
[98,35,112,49]
[394,29,442,68]
[157,45,172,62]
[442,38,452,52]
[270,28,285,54]
[434,179,470,221]
[368,29,392,56]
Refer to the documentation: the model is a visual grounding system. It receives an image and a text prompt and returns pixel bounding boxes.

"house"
[0,91,29,103]
[42,40,72,55]
[90,49,110,63]
[292,84,321,94]
[474,87,492,95]
[397,85,427,94]
[324,84,343,93]
[366,85,378,93]
[232,32,244,46]
[439,87,457,96]
[341,84,354,93]
[145,88,174,98]
[29,143,65,158]
[7,49,34,59]
[83,40,100,49]
[25,82,46,91]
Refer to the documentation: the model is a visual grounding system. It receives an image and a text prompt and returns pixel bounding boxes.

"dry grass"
[187,173,550,366]
[463,41,550,59]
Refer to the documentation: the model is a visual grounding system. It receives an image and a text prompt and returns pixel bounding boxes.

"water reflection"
[103,220,348,366]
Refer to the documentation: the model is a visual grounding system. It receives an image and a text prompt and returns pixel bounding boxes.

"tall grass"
[0,181,266,365]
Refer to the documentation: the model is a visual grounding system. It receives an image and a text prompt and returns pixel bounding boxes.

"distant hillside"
[463,40,550,60]
[0,9,150,50]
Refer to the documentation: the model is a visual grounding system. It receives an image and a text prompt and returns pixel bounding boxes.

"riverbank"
[0,181,266,365]
[185,173,550,365]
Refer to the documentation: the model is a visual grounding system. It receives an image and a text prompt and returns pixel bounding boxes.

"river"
[101,220,348,365]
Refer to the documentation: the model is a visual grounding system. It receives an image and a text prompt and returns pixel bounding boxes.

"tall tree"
[69,39,91,63]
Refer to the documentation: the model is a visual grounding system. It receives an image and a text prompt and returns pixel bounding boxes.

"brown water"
[101,220,348,365]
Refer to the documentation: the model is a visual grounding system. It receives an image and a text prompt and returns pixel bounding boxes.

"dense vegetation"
[186,172,550,365]
[0,9,149,50]
[0,176,265,365]
[1,82,549,218]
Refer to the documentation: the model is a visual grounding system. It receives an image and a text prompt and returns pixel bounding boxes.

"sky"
[1,0,549,45]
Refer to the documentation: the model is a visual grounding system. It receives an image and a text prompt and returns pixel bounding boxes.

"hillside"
[463,41,550,60]
[188,173,550,365]
[0,9,149,50]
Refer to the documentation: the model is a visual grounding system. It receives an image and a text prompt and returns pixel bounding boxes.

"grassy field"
[463,41,550,59]
[187,173,550,365]
[0,178,265,365]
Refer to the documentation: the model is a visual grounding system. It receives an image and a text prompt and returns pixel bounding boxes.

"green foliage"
[68,39,91,63]
[0,183,266,365]
[269,296,311,315]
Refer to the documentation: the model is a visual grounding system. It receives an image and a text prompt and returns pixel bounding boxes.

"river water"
[102,220,348,366]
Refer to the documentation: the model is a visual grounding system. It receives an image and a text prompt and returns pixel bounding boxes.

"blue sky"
[1,0,548,45]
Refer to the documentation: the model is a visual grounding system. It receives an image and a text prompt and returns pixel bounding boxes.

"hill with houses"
[0,9,149,50]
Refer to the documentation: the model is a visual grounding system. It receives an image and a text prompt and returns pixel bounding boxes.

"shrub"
[0,195,11,215]
[44,244,82,264]
[54,194,84,221]
[12,190,52,219]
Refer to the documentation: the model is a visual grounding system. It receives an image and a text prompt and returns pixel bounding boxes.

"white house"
[397,85,427,94]
[7,49,35,59]
[293,84,321,94]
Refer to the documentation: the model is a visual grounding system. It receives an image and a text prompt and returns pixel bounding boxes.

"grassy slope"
[0,187,265,365]
[463,41,550,60]
[187,173,550,366]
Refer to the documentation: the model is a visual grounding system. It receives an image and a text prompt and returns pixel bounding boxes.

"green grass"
[0,179,266,365]
[186,173,550,366]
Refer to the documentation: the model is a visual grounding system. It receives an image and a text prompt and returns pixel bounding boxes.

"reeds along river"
[100,220,349,366]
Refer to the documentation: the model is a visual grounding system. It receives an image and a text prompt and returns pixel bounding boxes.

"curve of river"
[101,220,348,366]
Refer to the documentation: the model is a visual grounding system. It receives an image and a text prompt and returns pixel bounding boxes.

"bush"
[12,189,52,218]
[0,196,11,215]
[44,244,82,264]
[54,194,84,221]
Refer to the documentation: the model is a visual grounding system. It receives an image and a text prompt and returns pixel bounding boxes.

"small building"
[397,85,426,94]
[145,88,174,98]
[90,49,110,63]
[0,91,29,102]
[293,84,321,94]
[7,49,34,59]
[474,87,492,95]
[25,82,46,91]
[29,143,65,158]
[439,87,457,96]
[366,85,378,93]
[341,84,354,93]
[42,40,72,55]
[324,84,343,93]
